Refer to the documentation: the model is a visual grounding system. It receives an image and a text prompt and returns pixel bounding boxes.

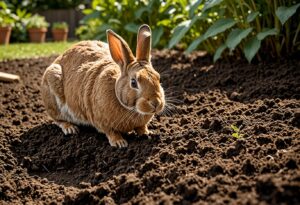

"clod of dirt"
[229,91,240,101]
[286,159,298,169]
[186,140,198,154]
[275,138,288,149]
[256,136,272,145]
[253,125,268,134]
[209,118,223,131]
[291,109,300,128]
[224,140,246,158]
[242,159,256,176]
[271,111,284,120]
[208,165,224,177]
[160,151,176,163]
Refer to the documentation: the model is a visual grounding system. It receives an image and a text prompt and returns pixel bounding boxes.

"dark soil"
[0,50,300,204]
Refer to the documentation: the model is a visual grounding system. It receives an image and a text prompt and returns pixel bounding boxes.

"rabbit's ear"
[136,24,151,62]
[107,29,135,69]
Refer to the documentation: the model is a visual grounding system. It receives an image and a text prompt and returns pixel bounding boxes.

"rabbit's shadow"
[13,123,159,187]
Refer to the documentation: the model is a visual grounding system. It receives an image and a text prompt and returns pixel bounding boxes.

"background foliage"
[3,0,85,11]
[1,0,299,62]
[1,0,85,42]
[76,0,189,50]
[77,0,300,62]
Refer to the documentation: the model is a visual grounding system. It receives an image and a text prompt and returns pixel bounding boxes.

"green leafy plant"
[170,0,300,62]
[10,8,32,42]
[0,1,16,27]
[230,124,244,139]
[52,22,68,30]
[77,0,300,62]
[27,14,49,29]
[6,0,83,12]
[76,0,188,49]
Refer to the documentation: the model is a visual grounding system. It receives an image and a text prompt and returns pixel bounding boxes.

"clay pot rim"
[0,26,12,30]
[52,28,69,32]
[28,28,48,32]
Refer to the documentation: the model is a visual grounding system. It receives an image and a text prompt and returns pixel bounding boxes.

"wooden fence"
[38,9,84,39]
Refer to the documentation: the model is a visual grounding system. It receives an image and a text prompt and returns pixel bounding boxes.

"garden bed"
[0,51,299,204]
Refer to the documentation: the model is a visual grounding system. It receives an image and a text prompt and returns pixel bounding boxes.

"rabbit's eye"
[131,78,138,89]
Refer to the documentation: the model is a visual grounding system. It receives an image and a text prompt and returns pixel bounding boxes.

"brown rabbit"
[41,25,165,148]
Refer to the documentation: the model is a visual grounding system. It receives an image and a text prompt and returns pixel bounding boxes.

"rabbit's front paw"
[135,125,152,139]
[54,121,79,135]
[107,133,128,148]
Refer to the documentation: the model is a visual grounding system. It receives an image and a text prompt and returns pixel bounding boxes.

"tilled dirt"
[0,50,300,204]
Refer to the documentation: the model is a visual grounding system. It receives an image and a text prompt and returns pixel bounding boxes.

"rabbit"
[41,24,165,148]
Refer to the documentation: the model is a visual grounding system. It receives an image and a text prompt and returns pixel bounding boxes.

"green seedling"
[230,124,244,139]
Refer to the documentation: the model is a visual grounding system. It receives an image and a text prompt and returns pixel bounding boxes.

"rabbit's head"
[107,25,165,115]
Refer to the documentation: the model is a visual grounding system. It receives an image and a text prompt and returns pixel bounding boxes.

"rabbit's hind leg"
[41,63,79,135]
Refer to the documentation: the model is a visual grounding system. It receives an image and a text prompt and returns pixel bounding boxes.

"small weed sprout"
[230,124,244,139]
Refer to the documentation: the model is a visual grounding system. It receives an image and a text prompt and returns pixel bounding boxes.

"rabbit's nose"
[150,98,161,110]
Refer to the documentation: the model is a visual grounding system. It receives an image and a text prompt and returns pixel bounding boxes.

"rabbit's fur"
[41,25,165,147]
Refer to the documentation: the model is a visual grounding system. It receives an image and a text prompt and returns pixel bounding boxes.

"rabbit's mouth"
[135,97,165,115]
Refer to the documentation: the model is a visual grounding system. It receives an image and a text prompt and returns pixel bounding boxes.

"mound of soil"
[0,51,300,204]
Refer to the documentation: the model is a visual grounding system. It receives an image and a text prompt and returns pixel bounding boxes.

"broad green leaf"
[246,11,259,23]
[230,124,239,132]
[168,15,199,48]
[226,28,253,51]
[124,23,139,33]
[257,28,278,40]
[97,23,111,33]
[81,11,100,22]
[158,19,171,26]
[276,3,300,25]
[152,26,164,47]
[189,0,203,18]
[203,0,223,12]
[186,35,205,53]
[232,133,239,138]
[96,23,110,32]
[243,37,261,63]
[213,44,226,62]
[82,8,93,15]
[108,19,121,25]
[204,18,236,39]
[0,1,7,9]
[148,0,159,10]
[95,33,106,40]
[174,14,186,21]
[135,7,148,19]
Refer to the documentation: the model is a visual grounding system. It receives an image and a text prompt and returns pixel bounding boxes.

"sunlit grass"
[0,41,77,61]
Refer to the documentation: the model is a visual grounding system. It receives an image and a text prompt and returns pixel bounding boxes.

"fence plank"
[38,9,84,39]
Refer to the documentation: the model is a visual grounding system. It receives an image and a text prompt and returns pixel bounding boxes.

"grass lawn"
[0,42,77,61]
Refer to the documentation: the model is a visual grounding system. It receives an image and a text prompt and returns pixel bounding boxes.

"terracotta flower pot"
[0,26,12,45]
[52,28,68,42]
[28,28,47,43]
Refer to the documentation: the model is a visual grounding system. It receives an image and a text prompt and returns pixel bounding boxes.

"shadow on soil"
[13,123,159,187]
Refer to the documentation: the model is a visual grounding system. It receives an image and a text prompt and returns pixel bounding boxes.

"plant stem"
[293,23,300,46]
[251,0,261,32]
[274,0,281,57]
[285,22,290,53]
